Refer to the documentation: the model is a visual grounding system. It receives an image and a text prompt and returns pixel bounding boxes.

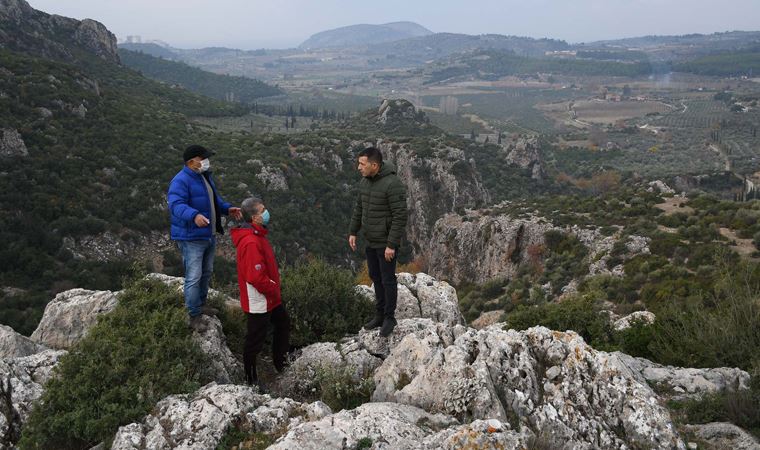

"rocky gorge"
[1,273,755,450]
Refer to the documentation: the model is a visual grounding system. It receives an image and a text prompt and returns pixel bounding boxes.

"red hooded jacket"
[230,224,282,313]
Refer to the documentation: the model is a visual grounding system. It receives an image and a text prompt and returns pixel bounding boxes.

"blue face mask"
[261,209,271,226]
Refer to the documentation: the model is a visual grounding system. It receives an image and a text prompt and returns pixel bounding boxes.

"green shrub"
[281,259,373,347]
[18,278,211,450]
[315,365,375,412]
[504,295,614,349]
[613,319,655,359]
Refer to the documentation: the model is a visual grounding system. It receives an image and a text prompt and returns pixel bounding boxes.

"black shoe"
[364,314,384,330]
[188,315,208,333]
[200,305,219,316]
[379,317,397,337]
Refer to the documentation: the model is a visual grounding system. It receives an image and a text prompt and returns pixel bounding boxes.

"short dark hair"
[358,147,383,165]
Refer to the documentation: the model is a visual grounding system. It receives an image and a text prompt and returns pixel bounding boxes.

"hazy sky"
[27,0,760,49]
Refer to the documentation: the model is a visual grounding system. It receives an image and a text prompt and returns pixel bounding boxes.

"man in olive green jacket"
[348,147,408,337]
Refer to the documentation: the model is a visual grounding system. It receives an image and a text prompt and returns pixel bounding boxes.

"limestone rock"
[613,310,656,331]
[356,272,464,326]
[356,318,467,359]
[470,310,504,330]
[502,136,545,181]
[276,340,381,398]
[683,422,760,450]
[0,349,67,449]
[189,315,244,384]
[0,128,28,157]
[373,324,685,449]
[110,383,331,450]
[612,352,750,401]
[73,18,120,62]
[648,180,676,195]
[0,324,46,359]
[256,165,288,191]
[269,402,460,450]
[429,212,553,285]
[31,288,119,349]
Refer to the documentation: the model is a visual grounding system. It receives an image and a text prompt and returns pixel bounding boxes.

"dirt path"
[719,227,757,259]
[709,144,732,171]
[655,197,694,216]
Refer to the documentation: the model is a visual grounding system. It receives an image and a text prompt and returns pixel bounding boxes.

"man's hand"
[384,247,396,262]
[229,207,242,221]
[349,235,357,251]
[194,214,210,227]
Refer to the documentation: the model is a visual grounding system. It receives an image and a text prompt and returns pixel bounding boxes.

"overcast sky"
[27,0,760,50]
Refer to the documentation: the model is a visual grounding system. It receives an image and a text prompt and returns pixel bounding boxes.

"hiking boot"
[379,317,397,337]
[188,315,208,333]
[363,314,384,330]
[253,380,269,395]
[200,305,219,316]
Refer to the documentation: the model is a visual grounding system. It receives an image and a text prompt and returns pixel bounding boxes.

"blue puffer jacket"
[168,167,231,241]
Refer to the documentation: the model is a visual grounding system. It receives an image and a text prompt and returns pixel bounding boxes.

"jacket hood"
[374,161,396,179]
[231,223,268,247]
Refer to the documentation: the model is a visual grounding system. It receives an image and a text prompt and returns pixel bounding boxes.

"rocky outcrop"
[373,324,686,449]
[0,349,68,448]
[0,325,45,359]
[0,0,120,64]
[31,288,119,350]
[683,422,760,450]
[428,212,553,284]
[61,230,170,262]
[255,165,289,191]
[270,402,458,449]
[275,340,381,398]
[0,128,28,157]
[613,310,656,331]
[189,315,244,384]
[110,383,332,450]
[356,318,468,359]
[613,352,750,401]
[648,180,676,195]
[355,272,464,326]
[502,135,545,181]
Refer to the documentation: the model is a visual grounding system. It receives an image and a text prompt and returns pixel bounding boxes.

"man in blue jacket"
[168,145,241,331]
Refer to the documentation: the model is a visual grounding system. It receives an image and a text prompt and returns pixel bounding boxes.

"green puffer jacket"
[349,162,408,249]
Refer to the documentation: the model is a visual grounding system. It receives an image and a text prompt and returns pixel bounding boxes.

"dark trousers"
[366,246,398,318]
[243,304,290,385]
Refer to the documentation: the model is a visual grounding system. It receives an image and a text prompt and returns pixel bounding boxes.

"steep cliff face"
[501,135,545,181]
[0,0,119,64]
[428,210,554,284]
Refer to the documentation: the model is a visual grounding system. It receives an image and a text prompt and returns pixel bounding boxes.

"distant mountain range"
[299,21,433,49]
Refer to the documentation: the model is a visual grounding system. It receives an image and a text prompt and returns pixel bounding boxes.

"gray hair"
[241,196,264,223]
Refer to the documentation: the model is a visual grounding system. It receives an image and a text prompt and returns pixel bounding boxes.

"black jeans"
[366,246,398,318]
[243,304,290,385]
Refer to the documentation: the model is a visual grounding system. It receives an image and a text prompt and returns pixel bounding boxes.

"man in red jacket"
[231,196,290,389]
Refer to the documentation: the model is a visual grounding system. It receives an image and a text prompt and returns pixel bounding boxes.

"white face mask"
[199,158,211,172]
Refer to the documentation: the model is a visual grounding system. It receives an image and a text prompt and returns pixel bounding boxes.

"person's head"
[357,147,383,178]
[241,196,270,226]
[183,145,215,173]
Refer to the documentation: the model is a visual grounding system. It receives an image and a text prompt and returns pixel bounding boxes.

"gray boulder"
[612,352,750,401]
[189,315,244,384]
[269,402,459,449]
[373,323,685,449]
[0,324,46,359]
[356,318,467,359]
[683,422,760,450]
[110,383,331,450]
[31,288,119,349]
[356,272,464,326]
[0,128,28,157]
[276,340,381,398]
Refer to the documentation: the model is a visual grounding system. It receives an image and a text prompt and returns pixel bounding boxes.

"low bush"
[282,258,373,347]
[19,278,210,450]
